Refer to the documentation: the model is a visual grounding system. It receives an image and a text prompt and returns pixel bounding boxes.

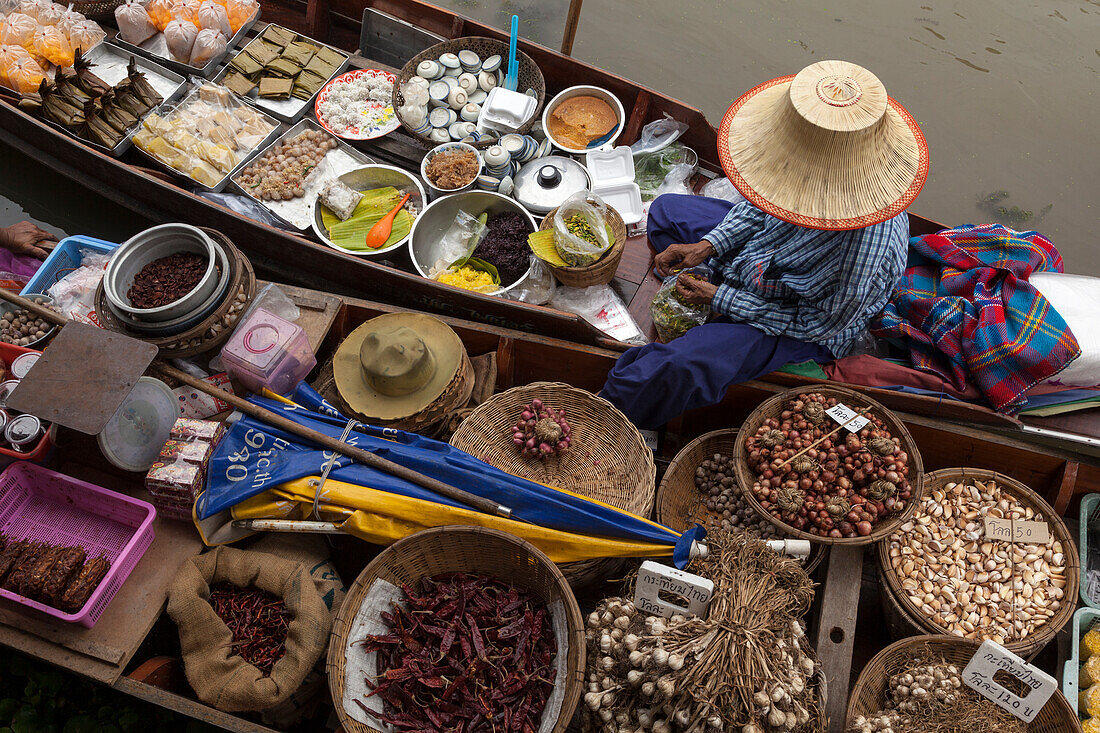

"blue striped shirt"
[703,201,909,357]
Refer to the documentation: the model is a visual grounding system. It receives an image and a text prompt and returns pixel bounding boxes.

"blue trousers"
[601,194,834,429]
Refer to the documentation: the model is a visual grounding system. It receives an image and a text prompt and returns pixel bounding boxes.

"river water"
[3,0,1096,271]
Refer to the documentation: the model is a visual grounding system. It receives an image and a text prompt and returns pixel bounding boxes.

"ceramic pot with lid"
[511,156,590,215]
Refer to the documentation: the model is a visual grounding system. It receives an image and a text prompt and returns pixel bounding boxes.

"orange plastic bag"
[67,19,104,53]
[32,24,72,66]
[225,0,255,32]
[0,12,37,47]
[146,0,174,31]
[3,53,44,93]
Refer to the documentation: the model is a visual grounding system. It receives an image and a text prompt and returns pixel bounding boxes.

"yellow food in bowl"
[436,266,497,293]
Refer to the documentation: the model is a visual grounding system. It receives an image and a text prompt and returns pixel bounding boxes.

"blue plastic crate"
[21,235,119,297]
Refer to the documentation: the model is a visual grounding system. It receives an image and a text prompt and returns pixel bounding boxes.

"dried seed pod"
[802,401,825,424]
[760,429,786,448]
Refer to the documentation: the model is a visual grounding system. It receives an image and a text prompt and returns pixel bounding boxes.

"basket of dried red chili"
[328,526,586,733]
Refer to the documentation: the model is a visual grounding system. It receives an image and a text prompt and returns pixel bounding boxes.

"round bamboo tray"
[71,0,126,21]
[656,429,828,575]
[537,205,627,288]
[392,37,546,149]
[327,526,585,733]
[733,385,925,546]
[95,229,256,359]
[875,467,1078,660]
[846,635,1082,732]
[449,382,657,588]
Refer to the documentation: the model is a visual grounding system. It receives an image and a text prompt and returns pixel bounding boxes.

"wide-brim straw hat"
[333,312,467,422]
[717,59,929,230]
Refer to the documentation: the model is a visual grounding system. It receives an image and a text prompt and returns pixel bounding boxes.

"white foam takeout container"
[585,146,643,226]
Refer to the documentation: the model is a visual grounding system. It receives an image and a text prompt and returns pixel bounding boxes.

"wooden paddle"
[0,288,513,518]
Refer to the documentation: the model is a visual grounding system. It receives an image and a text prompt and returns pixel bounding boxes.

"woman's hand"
[654,240,715,278]
[0,222,56,259]
[675,271,718,306]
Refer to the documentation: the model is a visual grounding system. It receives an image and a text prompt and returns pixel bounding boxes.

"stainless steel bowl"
[311,165,426,257]
[542,85,625,154]
[0,294,59,349]
[408,191,535,296]
[103,224,224,323]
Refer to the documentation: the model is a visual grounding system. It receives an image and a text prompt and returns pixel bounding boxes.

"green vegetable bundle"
[650,265,711,342]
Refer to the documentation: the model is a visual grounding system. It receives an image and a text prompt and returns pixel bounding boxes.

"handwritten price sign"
[962,640,1056,722]
[634,561,713,619]
[983,517,1052,544]
[825,403,870,433]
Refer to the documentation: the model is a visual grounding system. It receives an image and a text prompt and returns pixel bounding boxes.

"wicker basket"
[94,229,256,359]
[392,37,545,149]
[846,635,1082,732]
[71,0,126,21]
[537,205,627,288]
[875,468,1079,660]
[327,526,585,733]
[733,385,925,546]
[656,429,829,575]
[450,382,657,588]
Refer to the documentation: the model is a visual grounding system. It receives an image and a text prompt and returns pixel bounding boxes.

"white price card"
[983,517,1052,545]
[962,640,1057,722]
[825,402,870,433]
[634,561,713,619]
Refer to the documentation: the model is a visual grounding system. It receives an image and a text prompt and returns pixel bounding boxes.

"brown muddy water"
[3,0,1096,272]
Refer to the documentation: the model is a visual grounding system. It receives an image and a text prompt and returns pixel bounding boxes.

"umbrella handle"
[689,541,708,559]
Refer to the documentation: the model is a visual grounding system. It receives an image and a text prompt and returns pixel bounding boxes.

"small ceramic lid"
[439,52,461,69]
[97,376,180,472]
[512,156,590,214]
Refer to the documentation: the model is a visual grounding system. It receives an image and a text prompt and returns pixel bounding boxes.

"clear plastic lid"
[97,376,180,472]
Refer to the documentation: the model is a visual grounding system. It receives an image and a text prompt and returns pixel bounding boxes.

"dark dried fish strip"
[0,539,27,584]
[20,545,61,598]
[59,556,110,613]
[3,542,46,592]
[41,547,86,605]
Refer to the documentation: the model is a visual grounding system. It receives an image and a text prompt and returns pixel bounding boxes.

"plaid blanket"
[872,224,1080,412]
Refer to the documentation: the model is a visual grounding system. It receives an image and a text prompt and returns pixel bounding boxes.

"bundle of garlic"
[583,532,823,733]
[847,646,1027,733]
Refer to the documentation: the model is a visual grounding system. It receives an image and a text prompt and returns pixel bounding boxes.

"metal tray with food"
[112,5,260,80]
[230,118,374,230]
[131,81,282,193]
[30,43,187,158]
[211,23,350,124]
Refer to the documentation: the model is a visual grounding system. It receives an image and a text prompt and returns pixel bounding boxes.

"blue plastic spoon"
[505,14,519,91]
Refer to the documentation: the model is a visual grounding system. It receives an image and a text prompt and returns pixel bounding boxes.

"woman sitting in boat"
[602,60,929,429]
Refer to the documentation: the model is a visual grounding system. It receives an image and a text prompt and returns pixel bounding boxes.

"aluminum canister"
[5,414,42,452]
[0,379,19,409]
[9,352,40,380]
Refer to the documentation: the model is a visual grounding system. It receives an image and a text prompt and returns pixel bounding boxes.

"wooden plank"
[1051,461,1080,515]
[812,546,864,733]
[621,89,652,152]
[306,0,330,42]
[112,676,280,733]
[560,0,584,55]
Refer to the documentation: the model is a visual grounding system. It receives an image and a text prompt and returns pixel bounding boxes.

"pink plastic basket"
[0,462,156,627]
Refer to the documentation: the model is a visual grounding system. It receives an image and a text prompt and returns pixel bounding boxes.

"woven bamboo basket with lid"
[733,385,925,546]
[449,382,656,588]
[875,467,1079,661]
[846,635,1082,732]
[392,37,546,149]
[327,526,585,733]
[537,205,627,288]
[656,429,829,574]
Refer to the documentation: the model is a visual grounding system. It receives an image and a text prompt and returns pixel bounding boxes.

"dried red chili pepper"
[208,582,291,677]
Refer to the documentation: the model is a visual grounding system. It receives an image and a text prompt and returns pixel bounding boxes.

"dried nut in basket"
[886,479,1066,644]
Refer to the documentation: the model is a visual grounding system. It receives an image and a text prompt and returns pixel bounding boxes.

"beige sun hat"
[332,312,467,422]
[717,59,929,230]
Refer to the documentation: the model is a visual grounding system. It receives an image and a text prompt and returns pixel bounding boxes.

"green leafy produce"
[650,268,711,342]
[635,143,696,201]
[320,186,415,251]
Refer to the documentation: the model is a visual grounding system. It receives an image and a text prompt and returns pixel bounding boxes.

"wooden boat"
[17,282,1094,733]
[0,0,948,352]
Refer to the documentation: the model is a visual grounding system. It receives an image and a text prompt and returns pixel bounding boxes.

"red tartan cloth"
[872,224,1080,412]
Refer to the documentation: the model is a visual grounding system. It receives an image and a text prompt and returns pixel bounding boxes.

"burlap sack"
[167,545,331,712]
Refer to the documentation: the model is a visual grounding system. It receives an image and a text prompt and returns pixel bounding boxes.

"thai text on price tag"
[634,561,713,619]
[983,517,1052,544]
[961,640,1056,722]
[825,403,870,433]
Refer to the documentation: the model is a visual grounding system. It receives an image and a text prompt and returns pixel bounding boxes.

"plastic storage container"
[221,308,316,395]
[585,147,643,225]
[0,462,156,627]
[20,235,119,297]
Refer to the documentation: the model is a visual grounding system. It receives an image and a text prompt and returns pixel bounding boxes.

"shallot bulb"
[511,398,572,460]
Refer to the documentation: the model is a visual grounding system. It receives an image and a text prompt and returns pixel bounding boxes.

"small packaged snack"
[170,417,225,443]
[158,438,212,467]
[317,179,363,221]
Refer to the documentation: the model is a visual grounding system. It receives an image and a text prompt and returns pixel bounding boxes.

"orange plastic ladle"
[364,193,411,249]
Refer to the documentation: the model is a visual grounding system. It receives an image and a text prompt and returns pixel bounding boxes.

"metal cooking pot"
[511,156,590,215]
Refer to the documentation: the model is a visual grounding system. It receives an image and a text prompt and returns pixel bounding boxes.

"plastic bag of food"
[0,12,37,47]
[163,18,196,62]
[54,7,83,35]
[635,143,697,201]
[146,0,175,30]
[629,115,688,156]
[196,0,229,37]
[2,50,43,93]
[552,192,612,267]
[33,1,63,25]
[32,23,72,66]
[67,19,104,53]
[114,1,156,45]
[188,27,225,67]
[225,0,256,31]
[13,0,44,20]
[550,284,647,345]
[428,210,487,276]
[701,176,746,205]
[649,265,712,342]
[505,255,555,305]
[172,0,201,25]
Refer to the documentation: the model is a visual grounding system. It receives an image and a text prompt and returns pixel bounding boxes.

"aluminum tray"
[113,5,260,79]
[212,26,350,124]
[230,118,374,230]
[132,84,282,193]
[34,43,187,158]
